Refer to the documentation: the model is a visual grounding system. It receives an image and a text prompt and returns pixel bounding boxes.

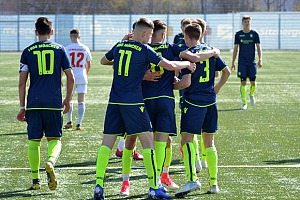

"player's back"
[20,41,71,109]
[173,32,184,44]
[105,40,161,104]
[182,44,227,106]
[65,42,92,84]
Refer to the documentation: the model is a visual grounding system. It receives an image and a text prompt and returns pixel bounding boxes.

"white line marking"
[1,165,299,171]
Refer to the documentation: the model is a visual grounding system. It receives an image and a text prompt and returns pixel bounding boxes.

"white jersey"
[65,42,92,84]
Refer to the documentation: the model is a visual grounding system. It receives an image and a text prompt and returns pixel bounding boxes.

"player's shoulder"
[250,29,260,35]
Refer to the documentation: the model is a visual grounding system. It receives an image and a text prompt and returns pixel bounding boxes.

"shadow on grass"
[0,189,51,199]
[85,192,148,200]
[0,132,27,136]
[218,108,242,112]
[264,158,300,165]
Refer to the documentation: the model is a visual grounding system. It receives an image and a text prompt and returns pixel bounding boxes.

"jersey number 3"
[199,59,210,83]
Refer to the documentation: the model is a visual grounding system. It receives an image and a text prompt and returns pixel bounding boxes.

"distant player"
[93,17,195,200]
[173,18,192,46]
[64,28,92,130]
[231,15,262,110]
[173,23,230,197]
[17,17,74,191]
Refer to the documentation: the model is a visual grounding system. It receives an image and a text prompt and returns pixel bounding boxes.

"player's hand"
[143,69,161,82]
[213,48,220,58]
[17,109,26,122]
[173,76,180,84]
[187,62,196,73]
[231,63,236,72]
[62,99,71,114]
[122,33,133,41]
[258,60,262,68]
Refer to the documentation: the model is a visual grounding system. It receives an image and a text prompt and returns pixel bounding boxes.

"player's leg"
[193,135,202,172]
[200,135,207,168]
[154,132,168,183]
[202,104,219,194]
[44,110,63,191]
[26,110,43,190]
[116,136,125,157]
[94,104,123,199]
[175,104,202,197]
[249,63,257,106]
[238,63,248,109]
[76,84,87,130]
[161,136,179,190]
[120,135,137,196]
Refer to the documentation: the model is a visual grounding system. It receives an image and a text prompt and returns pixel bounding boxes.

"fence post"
[278,13,281,50]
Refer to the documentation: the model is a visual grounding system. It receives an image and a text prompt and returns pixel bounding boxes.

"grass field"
[0,51,299,200]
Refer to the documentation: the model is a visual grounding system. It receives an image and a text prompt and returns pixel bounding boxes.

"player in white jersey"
[64,28,92,130]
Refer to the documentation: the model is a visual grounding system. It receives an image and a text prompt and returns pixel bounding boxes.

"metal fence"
[1,12,300,51]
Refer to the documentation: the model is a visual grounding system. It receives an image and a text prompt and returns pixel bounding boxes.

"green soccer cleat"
[29,179,41,190]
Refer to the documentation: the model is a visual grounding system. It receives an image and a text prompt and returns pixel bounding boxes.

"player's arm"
[158,58,196,72]
[100,56,114,65]
[180,48,220,63]
[86,61,91,74]
[17,71,28,121]
[173,74,191,90]
[63,69,74,114]
[231,44,238,71]
[143,68,161,82]
[256,43,262,68]
[214,66,231,94]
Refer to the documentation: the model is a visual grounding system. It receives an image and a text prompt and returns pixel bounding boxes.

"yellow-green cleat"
[46,162,57,190]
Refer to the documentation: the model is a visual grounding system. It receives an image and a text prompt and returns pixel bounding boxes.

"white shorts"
[72,84,87,94]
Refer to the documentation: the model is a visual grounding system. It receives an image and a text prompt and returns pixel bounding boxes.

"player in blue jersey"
[231,15,262,110]
[173,23,230,197]
[94,17,196,200]
[173,18,192,45]
[17,17,74,191]
[119,19,218,196]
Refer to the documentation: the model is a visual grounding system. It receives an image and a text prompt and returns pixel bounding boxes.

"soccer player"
[93,17,196,200]
[119,19,218,197]
[173,18,192,45]
[115,21,143,161]
[173,23,230,197]
[17,17,74,190]
[64,28,92,130]
[231,15,262,110]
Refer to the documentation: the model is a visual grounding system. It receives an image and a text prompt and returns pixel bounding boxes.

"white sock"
[77,102,85,125]
[118,137,125,151]
[67,102,73,123]
[122,174,130,181]
[162,167,169,173]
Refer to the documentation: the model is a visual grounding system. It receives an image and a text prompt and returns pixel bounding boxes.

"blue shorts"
[237,62,257,81]
[103,104,152,136]
[180,102,218,134]
[144,97,177,136]
[25,110,63,140]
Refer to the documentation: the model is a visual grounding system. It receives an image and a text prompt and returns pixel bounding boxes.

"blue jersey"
[234,30,260,63]
[20,41,72,109]
[173,32,184,44]
[142,42,182,99]
[105,40,162,104]
[181,44,227,106]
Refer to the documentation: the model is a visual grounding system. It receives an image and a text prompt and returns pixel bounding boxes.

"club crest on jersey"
[139,106,145,113]
[250,34,253,37]
[184,107,188,114]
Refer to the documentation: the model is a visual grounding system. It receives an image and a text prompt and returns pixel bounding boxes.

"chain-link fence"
[1,0,299,51]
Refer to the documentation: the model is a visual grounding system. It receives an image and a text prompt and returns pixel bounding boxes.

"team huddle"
[17,15,262,200]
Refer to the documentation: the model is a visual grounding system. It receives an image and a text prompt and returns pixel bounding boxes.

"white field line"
[1,164,300,171]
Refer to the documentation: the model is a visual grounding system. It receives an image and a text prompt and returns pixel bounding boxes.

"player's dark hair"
[192,18,206,34]
[35,17,52,35]
[132,21,137,30]
[70,28,80,38]
[184,24,202,40]
[135,18,154,30]
[242,15,252,21]
[181,18,192,26]
[153,20,167,33]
